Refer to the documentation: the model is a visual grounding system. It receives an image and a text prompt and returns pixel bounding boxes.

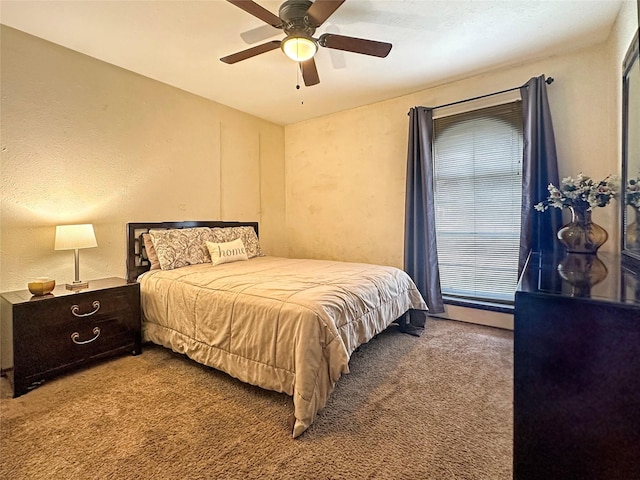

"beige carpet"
[0,318,513,479]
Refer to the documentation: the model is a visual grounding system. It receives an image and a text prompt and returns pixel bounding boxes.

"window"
[433,102,523,304]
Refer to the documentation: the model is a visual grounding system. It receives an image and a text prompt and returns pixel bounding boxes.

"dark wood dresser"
[1,277,141,397]
[514,251,640,480]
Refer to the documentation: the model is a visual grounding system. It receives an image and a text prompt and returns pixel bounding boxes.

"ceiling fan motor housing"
[279,0,316,37]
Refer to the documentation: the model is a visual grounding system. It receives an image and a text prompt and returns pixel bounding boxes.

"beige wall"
[284,2,638,328]
[285,42,619,265]
[0,26,286,295]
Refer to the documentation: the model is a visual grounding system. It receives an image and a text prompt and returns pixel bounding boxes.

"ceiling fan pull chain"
[295,63,304,105]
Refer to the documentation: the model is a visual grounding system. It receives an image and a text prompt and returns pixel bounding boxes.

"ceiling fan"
[220,0,392,87]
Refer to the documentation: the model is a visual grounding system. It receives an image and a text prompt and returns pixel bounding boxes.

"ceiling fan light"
[282,36,317,62]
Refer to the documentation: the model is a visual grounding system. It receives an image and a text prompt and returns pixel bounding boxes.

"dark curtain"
[404,106,445,318]
[519,75,562,275]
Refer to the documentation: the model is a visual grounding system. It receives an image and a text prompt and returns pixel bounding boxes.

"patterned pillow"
[210,226,263,258]
[149,227,216,270]
[206,238,249,266]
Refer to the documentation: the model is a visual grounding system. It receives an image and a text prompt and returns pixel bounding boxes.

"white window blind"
[433,101,523,303]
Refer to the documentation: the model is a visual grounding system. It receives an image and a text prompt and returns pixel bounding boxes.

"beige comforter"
[139,256,428,437]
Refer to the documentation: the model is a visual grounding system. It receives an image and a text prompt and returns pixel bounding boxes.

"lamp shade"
[54,224,98,251]
[281,35,317,62]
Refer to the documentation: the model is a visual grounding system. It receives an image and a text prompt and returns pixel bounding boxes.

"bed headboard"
[126,221,259,283]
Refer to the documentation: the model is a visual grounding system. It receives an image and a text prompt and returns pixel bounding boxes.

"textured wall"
[0,25,286,294]
[283,4,637,327]
[285,12,637,267]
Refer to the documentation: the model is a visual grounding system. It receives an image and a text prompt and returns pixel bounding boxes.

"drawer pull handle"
[70,301,100,317]
[71,327,101,345]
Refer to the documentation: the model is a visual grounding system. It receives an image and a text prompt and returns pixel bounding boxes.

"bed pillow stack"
[146,226,262,271]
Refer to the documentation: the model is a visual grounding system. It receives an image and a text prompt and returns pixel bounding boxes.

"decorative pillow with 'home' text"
[206,238,249,266]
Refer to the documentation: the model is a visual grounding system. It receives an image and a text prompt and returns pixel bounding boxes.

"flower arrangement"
[534,173,617,212]
[626,177,640,208]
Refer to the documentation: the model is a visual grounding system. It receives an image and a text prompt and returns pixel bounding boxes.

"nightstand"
[0,277,141,397]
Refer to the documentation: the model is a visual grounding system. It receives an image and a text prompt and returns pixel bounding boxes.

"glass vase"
[626,205,640,249]
[557,253,608,296]
[557,206,608,254]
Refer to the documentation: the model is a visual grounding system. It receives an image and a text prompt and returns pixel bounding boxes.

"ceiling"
[0,0,626,125]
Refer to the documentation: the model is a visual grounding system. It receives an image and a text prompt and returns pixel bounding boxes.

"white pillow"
[206,238,249,266]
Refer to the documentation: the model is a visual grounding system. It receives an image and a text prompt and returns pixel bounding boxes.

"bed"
[126,221,428,437]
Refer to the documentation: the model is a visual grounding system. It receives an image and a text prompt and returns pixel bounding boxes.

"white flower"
[535,173,618,212]
[627,177,640,208]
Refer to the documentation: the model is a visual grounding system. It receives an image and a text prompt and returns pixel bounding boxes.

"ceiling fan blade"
[306,0,346,27]
[220,40,281,64]
[300,58,320,86]
[240,24,281,44]
[319,33,392,58]
[227,0,282,27]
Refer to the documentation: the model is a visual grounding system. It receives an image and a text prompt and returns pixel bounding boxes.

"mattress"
[139,255,428,437]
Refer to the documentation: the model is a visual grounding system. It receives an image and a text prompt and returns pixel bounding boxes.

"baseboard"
[431,304,514,330]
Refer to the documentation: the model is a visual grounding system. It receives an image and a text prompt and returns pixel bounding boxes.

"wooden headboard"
[126,221,259,283]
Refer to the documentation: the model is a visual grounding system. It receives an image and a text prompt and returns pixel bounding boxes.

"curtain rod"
[408,76,554,114]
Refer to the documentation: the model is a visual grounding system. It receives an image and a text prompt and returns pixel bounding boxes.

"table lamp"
[54,223,97,290]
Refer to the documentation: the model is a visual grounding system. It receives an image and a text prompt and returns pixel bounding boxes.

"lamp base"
[66,281,89,291]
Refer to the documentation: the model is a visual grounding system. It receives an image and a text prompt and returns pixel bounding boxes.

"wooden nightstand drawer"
[1,278,141,397]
